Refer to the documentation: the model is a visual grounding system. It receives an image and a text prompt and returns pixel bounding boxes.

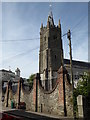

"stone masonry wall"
[37,66,73,116]
[20,78,37,111]
[2,66,73,117]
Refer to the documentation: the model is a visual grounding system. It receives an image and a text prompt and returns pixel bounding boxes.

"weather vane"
[49,4,52,7]
[49,0,53,18]
[49,0,52,13]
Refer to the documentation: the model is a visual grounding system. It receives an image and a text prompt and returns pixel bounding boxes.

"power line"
[1,13,88,62]
[3,46,40,62]
[62,33,68,37]
[71,14,88,33]
[62,15,87,38]
[0,38,40,43]
[1,14,87,43]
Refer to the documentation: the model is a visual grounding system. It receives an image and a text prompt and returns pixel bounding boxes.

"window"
[55,55,56,59]
[53,35,57,40]
[44,36,46,41]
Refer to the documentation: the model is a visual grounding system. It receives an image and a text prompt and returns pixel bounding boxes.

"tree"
[87,71,90,95]
[74,72,90,97]
[73,72,90,116]
[27,74,35,86]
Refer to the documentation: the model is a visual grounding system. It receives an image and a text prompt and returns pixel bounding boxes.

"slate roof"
[0,69,13,73]
[64,59,90,68]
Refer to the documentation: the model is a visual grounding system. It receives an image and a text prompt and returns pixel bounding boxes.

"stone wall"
[2,66,73,117]
[20,78,37,111]
[2,85,8,108]
[37,66,73,116]
[2,83,19,108]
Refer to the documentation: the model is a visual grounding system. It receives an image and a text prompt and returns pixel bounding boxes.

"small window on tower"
[55,55,56,59]
[53,35,57,40]
[44,36,46,41]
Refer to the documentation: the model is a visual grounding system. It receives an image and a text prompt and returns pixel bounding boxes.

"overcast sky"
[0,2,88,78]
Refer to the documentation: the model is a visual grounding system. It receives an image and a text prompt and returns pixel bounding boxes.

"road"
[3,110,74,120]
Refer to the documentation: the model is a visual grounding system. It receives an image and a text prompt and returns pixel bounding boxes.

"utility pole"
[60,37,67,116]
[67,29,75,118]
[67,30,73,86]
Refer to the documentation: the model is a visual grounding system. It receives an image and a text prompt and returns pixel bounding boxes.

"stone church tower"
[39,11,63,90]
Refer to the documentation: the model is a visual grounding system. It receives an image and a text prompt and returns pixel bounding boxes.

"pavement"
[1,107,75,120]
[2,106,16,112]
[3,108,73,120]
